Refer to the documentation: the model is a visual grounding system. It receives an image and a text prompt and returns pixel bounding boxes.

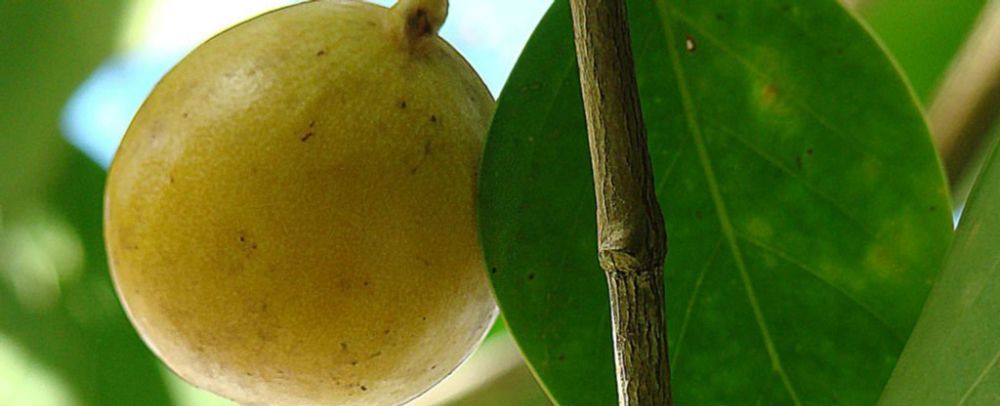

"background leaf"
[857,0,989,101]
[879,139,1000,405]
[0,2,174,404]
[479,0,953,404]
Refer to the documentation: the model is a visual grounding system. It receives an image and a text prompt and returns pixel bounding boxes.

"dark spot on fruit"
[301,131,315,142]
[316,49,326,57]
[168,175,175,184]
[370,351,382,359]
[430,365,437,370]
[309,120,316,128]
[558,354,566,362]
[421,316,427,321]
[384,329,391,335]
[182,112,189,118]
[715,13,724,21]
[350,360,358,366]
[806,148,813,156]
[399,100,407,109]
[929,206,936,212]
[528,272,535,280]
[340,342,348,351]
[490,267,497,274]
[430,114,437,123]
[363,281,370,287]
[360,385,368,391]
[836,48,845,56]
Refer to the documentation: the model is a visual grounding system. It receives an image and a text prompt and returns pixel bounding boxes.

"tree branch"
[929,0,1000,185]
[568,0,671,404]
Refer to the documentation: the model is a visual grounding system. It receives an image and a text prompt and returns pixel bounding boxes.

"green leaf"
[879,140,1000,405]
[479,0,952,404]
[858,0,989,101]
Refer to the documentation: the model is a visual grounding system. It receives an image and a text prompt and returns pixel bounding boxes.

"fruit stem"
[390,0,448,45]
[569,0,672,405]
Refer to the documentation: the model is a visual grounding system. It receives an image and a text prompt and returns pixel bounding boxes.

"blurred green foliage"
[0,1,173,404]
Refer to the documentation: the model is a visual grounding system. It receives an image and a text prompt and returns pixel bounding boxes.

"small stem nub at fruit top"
[390,0,447,44]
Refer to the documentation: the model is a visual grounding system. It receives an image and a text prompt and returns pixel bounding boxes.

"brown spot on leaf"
[761,84,779,105]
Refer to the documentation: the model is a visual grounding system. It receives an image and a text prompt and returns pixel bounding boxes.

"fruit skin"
[103,1,497,405]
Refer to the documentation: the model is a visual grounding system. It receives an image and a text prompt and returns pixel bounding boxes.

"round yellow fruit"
[103,0,497,404]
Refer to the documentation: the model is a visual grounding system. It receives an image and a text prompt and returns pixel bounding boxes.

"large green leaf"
[479,0,952,404]
[879,140,1000,405]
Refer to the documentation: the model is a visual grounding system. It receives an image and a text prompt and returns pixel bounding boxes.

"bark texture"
[568,0,672,404]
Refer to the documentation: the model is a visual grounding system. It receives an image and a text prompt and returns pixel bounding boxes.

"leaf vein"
[669,237,723,370]
[654,2,803,405]
[957,348,1000,405]
[739,233,904,341]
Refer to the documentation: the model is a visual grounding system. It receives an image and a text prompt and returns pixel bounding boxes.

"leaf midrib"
[653,1,804,404]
